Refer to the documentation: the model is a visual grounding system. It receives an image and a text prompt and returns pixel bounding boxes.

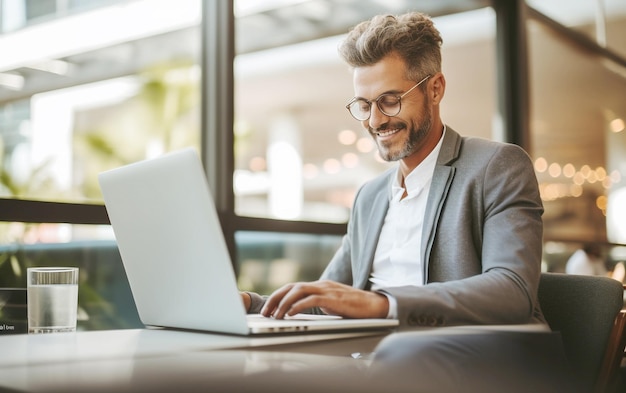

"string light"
[609,118,625,133]
[562,163,575,178]
[535,158,623,216]
[548,163,561,178]
[337,129,357,145]
[534,157,548,172]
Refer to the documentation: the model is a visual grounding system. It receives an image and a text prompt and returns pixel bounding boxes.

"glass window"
[1,0,127,33]
[0,0,202,203]
[526,0,626,59]
[233,2,496,223]
[527,18,626,256]
[0,0,202,332]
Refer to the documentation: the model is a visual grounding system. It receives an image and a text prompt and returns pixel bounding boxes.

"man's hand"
[260,280,389,319]
[240,292,251,312]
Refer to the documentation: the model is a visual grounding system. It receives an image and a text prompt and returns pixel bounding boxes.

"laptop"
[98,148,398,335]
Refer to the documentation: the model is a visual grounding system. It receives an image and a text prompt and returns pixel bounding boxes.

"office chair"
[538,272,626,393]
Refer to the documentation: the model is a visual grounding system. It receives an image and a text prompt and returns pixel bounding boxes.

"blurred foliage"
[74,61,201,200]
[0,60,200,202]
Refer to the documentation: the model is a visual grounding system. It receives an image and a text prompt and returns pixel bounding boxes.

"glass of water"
[27,267,79,334]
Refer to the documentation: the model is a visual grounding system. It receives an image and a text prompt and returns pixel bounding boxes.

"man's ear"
[430,72,446,105]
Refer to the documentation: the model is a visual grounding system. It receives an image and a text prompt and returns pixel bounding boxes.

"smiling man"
[243,12,546,331]
[239,12,580,391]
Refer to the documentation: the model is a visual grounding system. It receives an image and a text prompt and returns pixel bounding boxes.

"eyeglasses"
[345,75,431,121]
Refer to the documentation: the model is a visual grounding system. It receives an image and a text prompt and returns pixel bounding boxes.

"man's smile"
[374,127,404,138]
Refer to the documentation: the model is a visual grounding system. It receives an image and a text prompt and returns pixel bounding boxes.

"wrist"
[374,291,390,318]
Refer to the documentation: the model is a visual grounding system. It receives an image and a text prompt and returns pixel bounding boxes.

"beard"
[373,99,433,162]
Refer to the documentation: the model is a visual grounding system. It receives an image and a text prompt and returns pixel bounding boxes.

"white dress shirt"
[370,127,446,317]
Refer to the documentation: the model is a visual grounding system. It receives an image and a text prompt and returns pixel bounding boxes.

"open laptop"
[98,148,398,335]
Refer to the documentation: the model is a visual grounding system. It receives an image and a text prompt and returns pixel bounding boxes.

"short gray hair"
[338,12,443,82]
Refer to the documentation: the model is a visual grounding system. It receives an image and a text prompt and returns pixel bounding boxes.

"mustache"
[368,122,406,134]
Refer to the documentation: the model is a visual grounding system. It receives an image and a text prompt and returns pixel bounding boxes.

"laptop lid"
[98,148,397,335]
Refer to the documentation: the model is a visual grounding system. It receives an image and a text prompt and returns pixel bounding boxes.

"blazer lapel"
[421,128,461,283]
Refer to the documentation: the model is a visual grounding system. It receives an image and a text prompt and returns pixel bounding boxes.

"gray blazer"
[319,128,546,328]
[248,128,545,329]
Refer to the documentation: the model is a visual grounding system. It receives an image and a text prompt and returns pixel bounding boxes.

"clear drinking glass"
[27,267,79,334]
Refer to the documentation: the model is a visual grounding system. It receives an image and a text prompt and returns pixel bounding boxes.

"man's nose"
[367,104,390,130]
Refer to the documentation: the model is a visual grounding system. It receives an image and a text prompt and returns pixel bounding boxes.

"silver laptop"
[98,148,398,335]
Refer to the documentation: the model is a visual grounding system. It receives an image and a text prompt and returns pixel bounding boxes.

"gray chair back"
[538,272,624,392]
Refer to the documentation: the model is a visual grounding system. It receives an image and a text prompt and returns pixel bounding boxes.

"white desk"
[0,324,552,393]
[0,328,391,393]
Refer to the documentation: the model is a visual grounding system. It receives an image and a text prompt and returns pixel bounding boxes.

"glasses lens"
[348,99,371,121]
[377,94,401,117]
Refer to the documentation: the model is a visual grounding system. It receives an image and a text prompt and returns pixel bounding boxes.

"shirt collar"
[391,125,447,200]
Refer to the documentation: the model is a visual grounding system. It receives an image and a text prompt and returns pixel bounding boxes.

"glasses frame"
[345,75,431,121]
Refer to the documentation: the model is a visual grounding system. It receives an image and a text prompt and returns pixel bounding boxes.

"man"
[566,243,625,281]
[242,12,545,330]
[566,243,605,276]
[240,12,580,393]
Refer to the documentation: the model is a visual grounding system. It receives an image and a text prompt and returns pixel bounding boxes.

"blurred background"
[0,0,624,330]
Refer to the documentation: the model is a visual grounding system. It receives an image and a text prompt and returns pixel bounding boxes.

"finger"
[283,295,325,317]
[273,283,323,319]
[260,284,294,317]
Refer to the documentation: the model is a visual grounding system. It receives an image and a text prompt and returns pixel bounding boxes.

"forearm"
[384,268,540,328]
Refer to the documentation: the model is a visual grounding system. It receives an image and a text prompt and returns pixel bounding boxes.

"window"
[0,0,202,203]
[526,1,626,271]
[233,1,496,224]
[6,1,616,329]
[232,1,497,289]
[0,0,202,330]
[527,0,626,59]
